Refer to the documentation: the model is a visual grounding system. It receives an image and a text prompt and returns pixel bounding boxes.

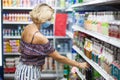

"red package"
[55,13,67,36]
[4,67,16,73]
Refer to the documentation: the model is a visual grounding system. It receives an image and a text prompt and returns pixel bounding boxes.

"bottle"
[12,0,17,7]
[78,0,83,3]
[60,0,65,8]
[85,67,92,80]
[17,0,20,7]
[8,13,12,21]
[63,64,70,80]
[92,68,101,80]
[3,0,5,7]
[8,0,12,7]
[4,0,8,7]
[3,13,6,21]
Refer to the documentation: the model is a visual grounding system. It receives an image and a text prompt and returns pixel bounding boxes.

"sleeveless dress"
[15,31,55,80]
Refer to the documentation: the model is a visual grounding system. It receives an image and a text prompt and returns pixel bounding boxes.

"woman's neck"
[33,23,41,30]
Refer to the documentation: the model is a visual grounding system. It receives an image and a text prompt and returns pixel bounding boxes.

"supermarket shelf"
[4,74,14,78]
[3,21,54,24]
[4,53,20,55]
[71,0,120,8]
[76,68,86,80]
[54,36,70,39]
[3,36,21,39]
[3,21,32,24]
[73,25,120,48]
[66,30,73,39]
[3,36,54,39]
[73,45,114,80]
[55,7,65,10]
[65,8,73,12]
[3,7,33,10]
[3,7,65,10]
[4,73,59,78]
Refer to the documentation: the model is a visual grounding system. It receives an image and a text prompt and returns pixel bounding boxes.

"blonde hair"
[30,3,54,24]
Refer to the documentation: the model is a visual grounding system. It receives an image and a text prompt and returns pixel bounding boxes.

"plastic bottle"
[12,0,17,7]
[14,13,17,21]
[16,13,20,22]
[63,64,70,80]
[60,0,65,8]
[9,13,12,21]
[3,0,5,7]
[25,13,28,21]
[4,0,8,7]
[17,0,20,7]
[3,13,6,21]
[20,0,23,7]
[11,13,14,21]
[26,0,30,7]
[78,0,83,3]
[8,0,12,7]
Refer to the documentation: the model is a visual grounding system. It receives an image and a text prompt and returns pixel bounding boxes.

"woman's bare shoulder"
[33,32,49,45]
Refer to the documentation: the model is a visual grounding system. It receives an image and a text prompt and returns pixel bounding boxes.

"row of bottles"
[71,11,120,39]
[3,0,68,8]
[3,12,31,22]
[66,0,83,8]
[3,0,94,8]
[3,25,54,37]
[73,31,120,80]
[40,29,53,36]
[3,0,53,7]
[3,25,25,36]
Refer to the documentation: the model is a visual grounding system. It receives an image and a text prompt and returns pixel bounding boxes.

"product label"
[64,70,68,75]
[102,22,109,35]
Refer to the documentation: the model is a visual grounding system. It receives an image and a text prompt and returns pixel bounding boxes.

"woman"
[15,3,89,80]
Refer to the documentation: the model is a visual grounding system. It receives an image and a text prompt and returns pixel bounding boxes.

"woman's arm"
[34,33,89,69]
[49,50,89,69]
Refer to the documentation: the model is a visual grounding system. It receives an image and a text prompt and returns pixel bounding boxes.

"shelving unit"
[3,36,54,39]
[71,0,120,8]
[3,36,21,39]
[0,0,2,67]
[66,30,73,39]
[76,68,85,80]
[2,0,70,80]
[4,73,61,79]
[3,7,33,10]
[73,25,120,48]
[3,21,33,24]
[73,45,114,80]
[3,7,65,11]
[4,53,20,56]
[65,0,120,80]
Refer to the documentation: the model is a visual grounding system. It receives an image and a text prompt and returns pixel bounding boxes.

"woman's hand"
[78,62,89,69]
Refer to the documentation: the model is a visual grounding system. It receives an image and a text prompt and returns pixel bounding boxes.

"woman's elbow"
[55,56,65,62]
[49,51,66,62]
